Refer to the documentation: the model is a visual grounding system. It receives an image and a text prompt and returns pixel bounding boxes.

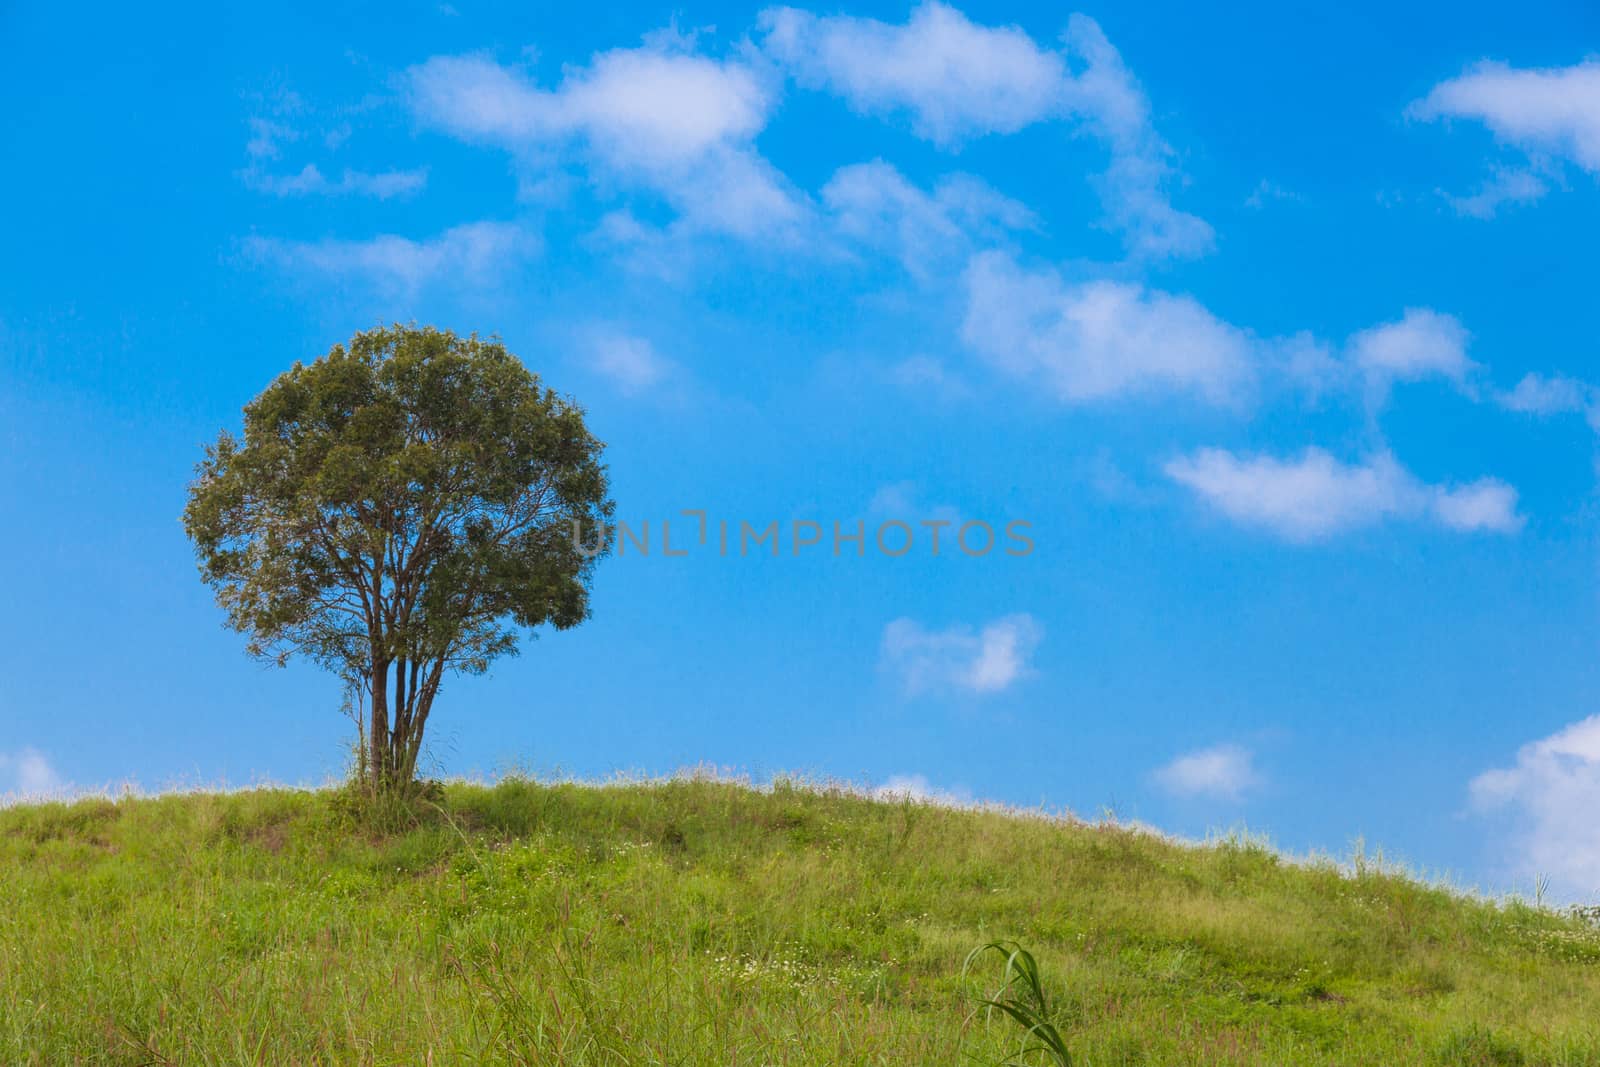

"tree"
[183,325,614,792]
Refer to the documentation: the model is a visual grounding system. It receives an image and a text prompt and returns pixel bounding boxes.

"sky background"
[5,0,1600,899]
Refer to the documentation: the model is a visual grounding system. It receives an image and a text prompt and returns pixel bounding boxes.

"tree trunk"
[369,658,391,791]
[399,660,444,785]
[367,654,439,794]
[392,657,408,779]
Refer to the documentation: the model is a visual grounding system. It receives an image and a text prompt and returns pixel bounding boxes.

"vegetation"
[967,941,1076,1066]
[4,776,1600,1065]
[182,325,613,793]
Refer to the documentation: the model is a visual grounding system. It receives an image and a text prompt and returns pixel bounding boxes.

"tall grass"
[3,775,1600,1064]
[966,940,1073,1066]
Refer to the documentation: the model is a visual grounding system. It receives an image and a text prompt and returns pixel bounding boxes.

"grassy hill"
[3,776,1599,1065]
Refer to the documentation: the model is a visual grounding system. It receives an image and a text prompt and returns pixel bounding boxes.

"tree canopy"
[183,325,614,790]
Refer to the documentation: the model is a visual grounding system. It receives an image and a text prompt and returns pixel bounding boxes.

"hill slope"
[3,777,1598,1065]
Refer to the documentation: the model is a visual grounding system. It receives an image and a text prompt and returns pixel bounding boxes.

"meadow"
[3,775,1599,1065]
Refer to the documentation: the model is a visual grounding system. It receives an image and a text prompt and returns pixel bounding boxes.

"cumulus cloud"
[409,48,769,160]
[582,327,676,395]
[1348,308,1476,399]
[407,8,1207,259]
[1498,372,1600,430]
[959,251,1489,414]
[961,250,1253,405]
[1164,448,1523,541]
[760,2,1067,143]
[1152,744,1259,800]
[1313,307,1482,405]
[1412,59,1600,214]
[823,161,1033,276]
[881,613,1042,696]
[244,221,537,295]
[0,748,65,799]
[1412,59,1600,174]
[242,163,429,199]
[1472,715,1600,899]
[408,43,805,242]
[761,4,1212,258]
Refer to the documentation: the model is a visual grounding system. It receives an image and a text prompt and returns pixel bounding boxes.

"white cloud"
[881,613,1042,696]
[960,253,1486,412]
[1442,166,1549,219]
[1348,308,1476,397]
[1165,447,1523,541]
[1063,15,1213,259]
[239,93,422,200]
[1431,479,1524,533]
[1152,744,1258,801]
[1498,372,1600,430]
[243,164,429,199]
[1298,306,1483,405]
[1168,449,1404,539]
[408,43,806,242]
[244,220,537,295]
[1273,332,1344,399]
[246,117,299,160]
[409,48,771,157]
[410,9,1207,260]
[0,748,64,799]
[961,250,1252,404]
[823,161,1033,276]
[760,2,1068,144]
[874,773,974,806]
[560,46,771,163]
[1501,372,1590,414]
[1471,715,1600,899]
[1412,59,1600,174]
[761,4,1211,258]
[582,328,676,395]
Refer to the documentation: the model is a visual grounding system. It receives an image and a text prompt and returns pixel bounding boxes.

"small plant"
[964,940,1073,1066]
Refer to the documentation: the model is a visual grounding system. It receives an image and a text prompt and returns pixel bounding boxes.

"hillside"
[3,777,1599,1065]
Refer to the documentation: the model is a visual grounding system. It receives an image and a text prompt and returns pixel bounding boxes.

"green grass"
[3,775,1599,1064]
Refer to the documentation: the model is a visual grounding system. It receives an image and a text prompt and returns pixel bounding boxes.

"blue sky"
[4,1,1600,898]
